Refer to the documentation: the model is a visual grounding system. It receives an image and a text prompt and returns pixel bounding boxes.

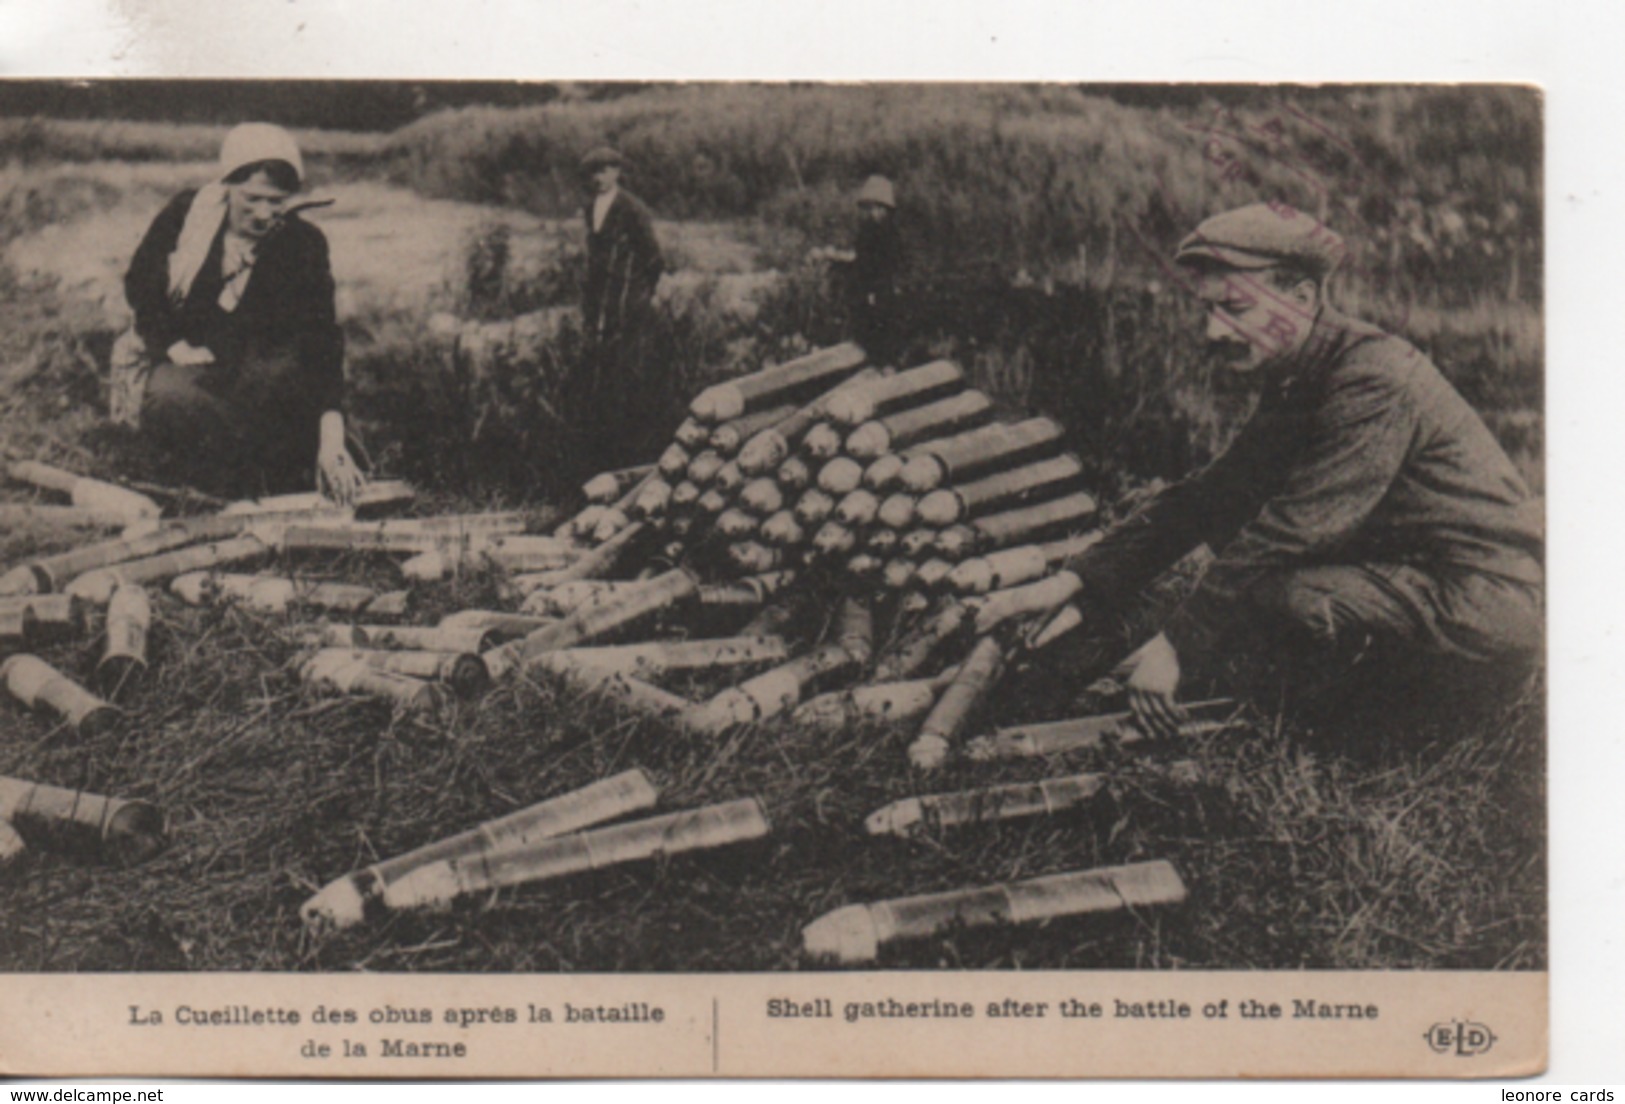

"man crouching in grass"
[1063,202,1543,739]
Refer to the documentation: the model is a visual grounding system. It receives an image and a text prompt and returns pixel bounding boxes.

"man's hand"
[1115,631,1187,738]
[167,340,215,367]
[316,411,365,506]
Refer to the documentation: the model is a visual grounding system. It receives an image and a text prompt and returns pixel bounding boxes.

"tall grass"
[384,84,1541,308]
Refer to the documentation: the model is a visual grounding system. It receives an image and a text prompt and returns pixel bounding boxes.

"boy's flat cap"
[1176,202,1346,278]
[580,146,627,171]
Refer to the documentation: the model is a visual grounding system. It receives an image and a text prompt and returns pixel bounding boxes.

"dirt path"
[5,162,766,328]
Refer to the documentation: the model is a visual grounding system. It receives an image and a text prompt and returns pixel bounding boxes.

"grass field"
[0,85,1544,972]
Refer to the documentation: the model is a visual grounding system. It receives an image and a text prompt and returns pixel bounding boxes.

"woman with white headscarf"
[112,122,363,502]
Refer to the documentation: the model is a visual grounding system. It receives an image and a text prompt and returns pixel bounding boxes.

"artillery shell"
[740,478,785,516]
[582,464,655,504]
[934,525,978,559]
[550,520,647,585]
[173,572,379,615]
[0,593,85,644]
[301,651,448,713]
[670,480,702,508]
[812,522,856,556]
[825,360,964,428]
[398,549,453,581]
[913,558,955,591]
[794,489,836,527]
[775,456,813,491]
[685,450,726,487]
[872,598,969,682]
[835,490,880,528]
[536,635,791,681]
[915,453,1086,527]
[697,570,797,607]
[697,489,729,515]
[964,699,1236,761]
[673,417,712,450]
[709,403,798,455]
[948,531,1105,595]
[882,558,917,590]
[9,463,160,522]
[801,861,1187,965]
[515,568,701,660]
[96,584,151,697]
[971,570,1083,635]
[631,478,674,519]
[301,769,659,931]
[727,541,782,574]
[846,553,883,580]
[308,647,490,698]
[712,461,745,494]
[760,511,805,547]
[0,820,21,864]
[735,367,884,474]
[898,417,1064,493]
[862,453,907,492]
[658,443,692,479]
[64,534,261,603]
[817,458,865,496]
[968,491,1099,553]
[789,670,954,735]
[482,536,580,573]
[565,504,610,539]
[590,508,632,544]
[684,644,853,733]
[349,624,497,654]
[0,503,130,532]
[520,579,637,618]
[355,589,406,618]
[29,527,261,600]
[866,772,1107,837]
[866,527,900,555]
[437,610,555,641]
[224,479,414,517]
[0,775,166,867]
[801,422,844,461]
[2,654,121,736]
[876,493,917,530]
[899,528,940,559]
[716,508,760,539]
[844,389,994,460]
[382,798,770,913]
[690,342,866,423]
[909,635,1006,769]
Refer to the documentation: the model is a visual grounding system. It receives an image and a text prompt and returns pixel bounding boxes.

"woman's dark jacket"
[124,189,344,415]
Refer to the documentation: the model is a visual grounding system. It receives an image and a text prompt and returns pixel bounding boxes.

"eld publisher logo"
[1425,1020,1497,1057]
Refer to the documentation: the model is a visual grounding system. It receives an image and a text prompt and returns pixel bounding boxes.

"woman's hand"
[316,411,365,506]
[1115,632,1187,739]
[166,340,216,367]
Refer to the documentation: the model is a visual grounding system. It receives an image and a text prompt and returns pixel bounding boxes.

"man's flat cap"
[581,146,627,171]
[1176,202,1346,278]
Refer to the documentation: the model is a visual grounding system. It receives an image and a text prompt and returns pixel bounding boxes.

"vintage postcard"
[0,79,1545,1079]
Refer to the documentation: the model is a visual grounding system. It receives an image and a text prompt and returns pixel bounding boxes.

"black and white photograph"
[0,75,1556,1077]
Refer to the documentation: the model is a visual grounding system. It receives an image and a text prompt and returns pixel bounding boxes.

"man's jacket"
[582,189,664,340]
[1071,305,1543,655]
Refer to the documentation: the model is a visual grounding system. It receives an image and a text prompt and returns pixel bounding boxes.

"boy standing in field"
[579,146,664,346]
[817,174,906,365]
[574,146,667,472]
[1062,202,1543,735]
